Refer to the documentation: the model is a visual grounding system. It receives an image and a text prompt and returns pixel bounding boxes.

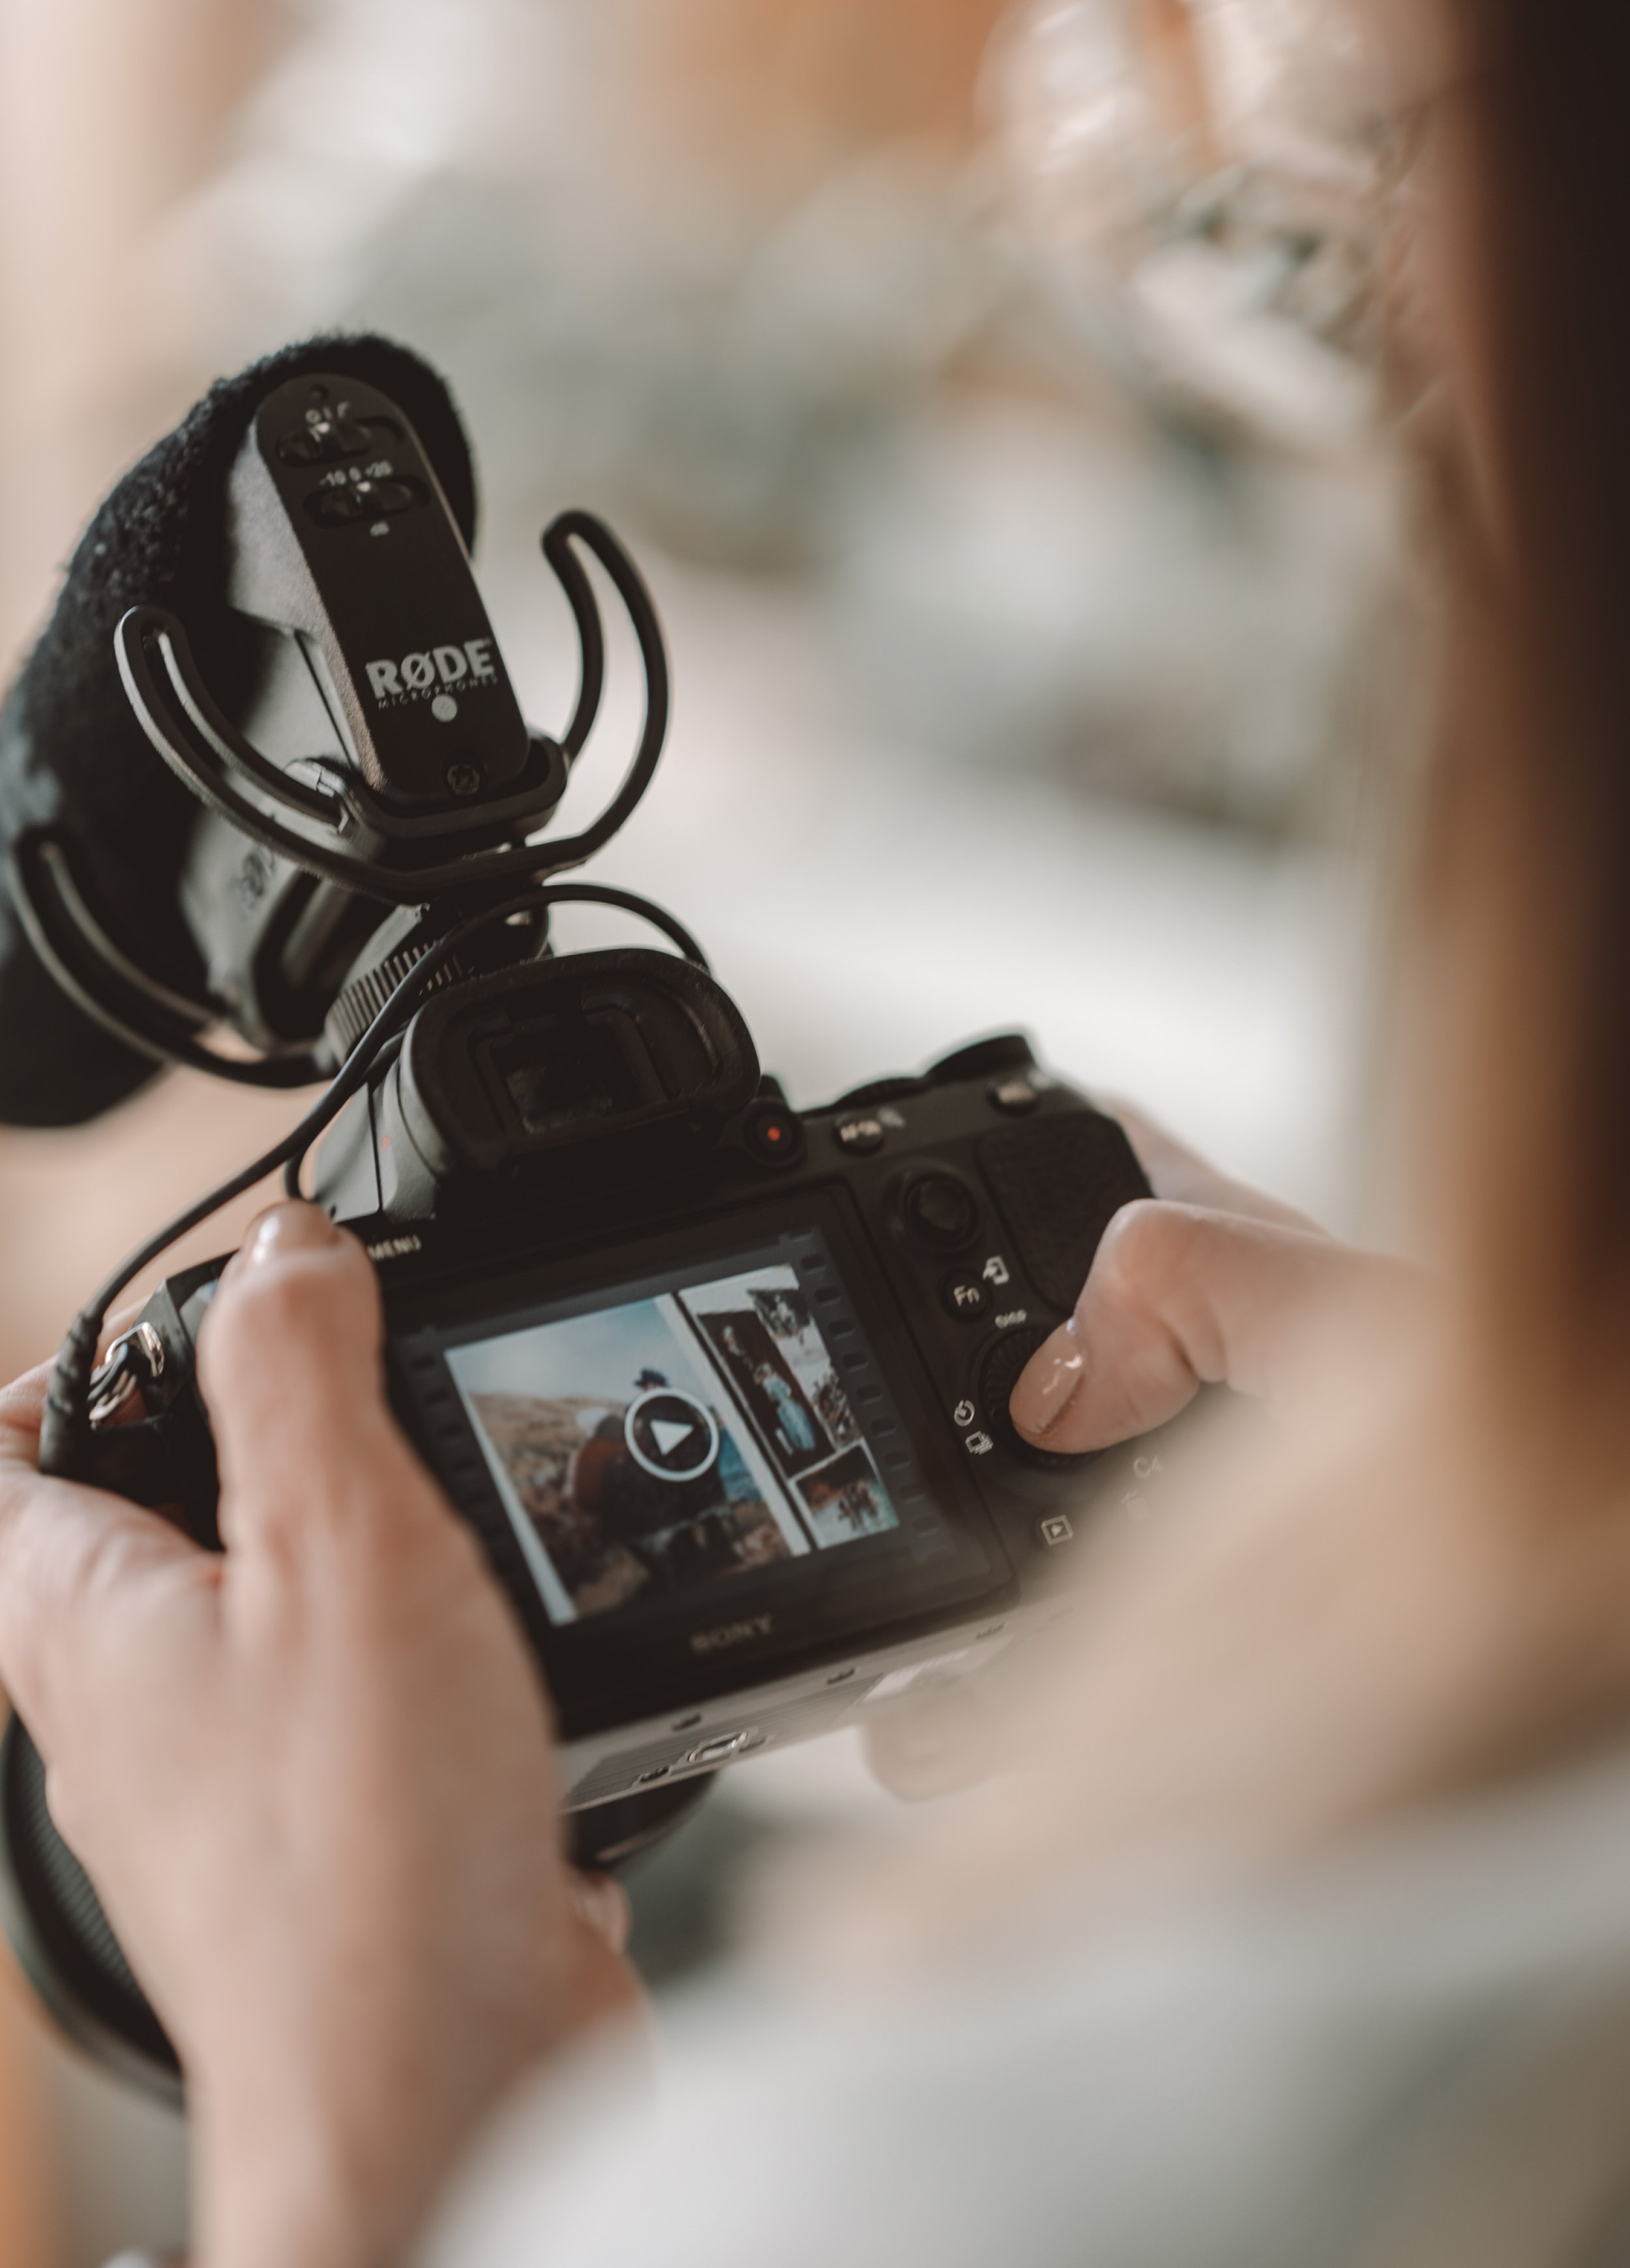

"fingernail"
[1009,1321,1086,1438]
[242,1204,339,1266]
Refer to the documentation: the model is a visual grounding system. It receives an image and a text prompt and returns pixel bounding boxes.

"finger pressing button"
[979,1327,1093,1472]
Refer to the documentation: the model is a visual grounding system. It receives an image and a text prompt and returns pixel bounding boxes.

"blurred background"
[0,0,1416,2258]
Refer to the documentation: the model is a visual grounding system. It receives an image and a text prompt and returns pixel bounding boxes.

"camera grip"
[977,1112,1149,1312]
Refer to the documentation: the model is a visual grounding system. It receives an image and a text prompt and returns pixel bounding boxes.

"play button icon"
[624,1389,720,1483]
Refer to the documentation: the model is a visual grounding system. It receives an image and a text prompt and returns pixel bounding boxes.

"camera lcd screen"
[441,1240,925,1626]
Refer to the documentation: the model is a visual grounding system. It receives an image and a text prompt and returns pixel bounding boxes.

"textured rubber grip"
[976,1111,1150,1313]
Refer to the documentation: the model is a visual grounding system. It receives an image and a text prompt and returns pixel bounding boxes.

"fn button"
[940,1273,992,1321]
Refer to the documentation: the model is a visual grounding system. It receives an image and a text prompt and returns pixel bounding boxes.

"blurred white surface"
[497,549,1373,1230]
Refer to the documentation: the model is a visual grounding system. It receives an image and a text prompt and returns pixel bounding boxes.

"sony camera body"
[86,982,1158,1810]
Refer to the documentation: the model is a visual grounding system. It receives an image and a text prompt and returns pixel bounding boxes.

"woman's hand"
[867,1106,1426,1802]
[0,1204,638,2268]
[1007,1103,1423,1452]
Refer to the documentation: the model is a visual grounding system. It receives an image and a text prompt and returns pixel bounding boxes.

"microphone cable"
[37,882,709,1480]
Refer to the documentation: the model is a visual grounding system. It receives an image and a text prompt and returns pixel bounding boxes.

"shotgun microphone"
[0,336,484,1124]
[0,333,660,1129]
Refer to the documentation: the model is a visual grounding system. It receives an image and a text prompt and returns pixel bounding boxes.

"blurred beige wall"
[0,0,298,1346]
[0,1970,48,2268]
[634,0,1010,195]
[0,10,284,2260]
[0,0,284,670]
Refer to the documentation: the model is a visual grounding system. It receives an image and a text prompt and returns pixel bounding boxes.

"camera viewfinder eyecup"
[379,949,762,1204]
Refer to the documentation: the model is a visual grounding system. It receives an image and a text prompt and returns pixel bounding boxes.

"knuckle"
[1088,1199,1186,1313]
[201,1258,381,1433]
[209,1255,364,1363]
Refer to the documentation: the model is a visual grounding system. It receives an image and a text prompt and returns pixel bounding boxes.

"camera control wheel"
[977,1327,1096,1473]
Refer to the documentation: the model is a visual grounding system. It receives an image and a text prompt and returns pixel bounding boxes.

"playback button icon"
[624,1390,720,1482]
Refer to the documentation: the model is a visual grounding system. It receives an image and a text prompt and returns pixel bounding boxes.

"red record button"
[745,1106,803,1165]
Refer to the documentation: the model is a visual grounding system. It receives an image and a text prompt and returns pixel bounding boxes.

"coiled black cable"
[37,881,708,1480]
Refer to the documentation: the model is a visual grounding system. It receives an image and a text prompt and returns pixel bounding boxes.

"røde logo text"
[364,638,496,702]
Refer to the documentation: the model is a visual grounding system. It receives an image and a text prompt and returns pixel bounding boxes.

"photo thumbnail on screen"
[446,1258,902,1624]
[676,1267,898,1547]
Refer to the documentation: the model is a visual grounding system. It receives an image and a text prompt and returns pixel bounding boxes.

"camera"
[80,1007,1157,1804]
[0,341,1177,2095]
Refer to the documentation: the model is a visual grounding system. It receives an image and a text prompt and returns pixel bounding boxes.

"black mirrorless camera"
[0,340,1174,2096]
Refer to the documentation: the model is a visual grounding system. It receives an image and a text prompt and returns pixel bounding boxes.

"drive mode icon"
[624,1389,721,1482]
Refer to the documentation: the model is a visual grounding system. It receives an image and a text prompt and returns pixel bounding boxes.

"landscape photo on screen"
[677,1264,900,1547]
[446,1292,806,1623]
[445,1258,902,1624]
